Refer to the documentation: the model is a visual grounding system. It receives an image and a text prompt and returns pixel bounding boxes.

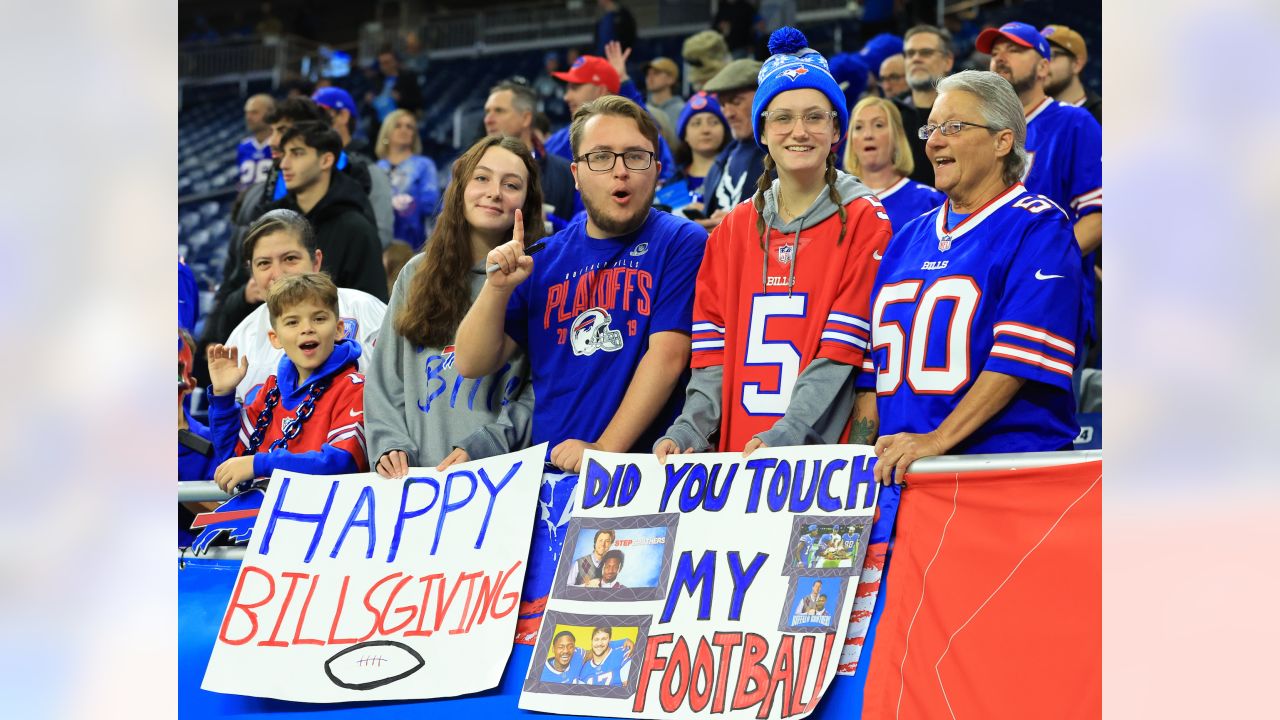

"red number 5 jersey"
[692,191,891,451]
[859,184,1083,453]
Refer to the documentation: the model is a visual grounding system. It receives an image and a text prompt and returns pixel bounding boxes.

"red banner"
[862,460,1101,720]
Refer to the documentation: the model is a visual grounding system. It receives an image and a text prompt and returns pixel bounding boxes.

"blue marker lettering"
[258,476,338,563]
[388,476,441,562]
[330,485,376,559]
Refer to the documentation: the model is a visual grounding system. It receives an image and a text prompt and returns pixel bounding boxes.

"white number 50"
[872,276,980,394]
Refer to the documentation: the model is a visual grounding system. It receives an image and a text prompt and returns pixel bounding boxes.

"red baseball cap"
[552,56,621,94]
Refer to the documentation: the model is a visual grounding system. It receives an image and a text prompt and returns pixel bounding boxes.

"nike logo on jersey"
[1035,270,1063,280]
[872,250,883,260]
[349,409,364,417]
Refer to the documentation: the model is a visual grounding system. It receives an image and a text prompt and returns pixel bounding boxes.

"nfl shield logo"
[777,243,794,264]
[938,235,952,251]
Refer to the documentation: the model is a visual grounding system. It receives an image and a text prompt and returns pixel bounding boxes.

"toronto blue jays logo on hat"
[781,66,809,81]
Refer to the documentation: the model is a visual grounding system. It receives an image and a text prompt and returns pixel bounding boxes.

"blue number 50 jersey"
[859,184,1082,454]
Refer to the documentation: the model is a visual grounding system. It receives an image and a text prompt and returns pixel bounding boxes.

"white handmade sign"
[519,445,881,720]
[202,443,546,702]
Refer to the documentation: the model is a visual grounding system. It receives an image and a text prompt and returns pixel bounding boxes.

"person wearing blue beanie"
[657,91,730,215]
[750,27,850,149]
[655,27,891,463]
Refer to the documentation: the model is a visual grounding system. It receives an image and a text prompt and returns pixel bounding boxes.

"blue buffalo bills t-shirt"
[505,208,706,453]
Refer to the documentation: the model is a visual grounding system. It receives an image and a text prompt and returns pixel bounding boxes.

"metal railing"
[177,449,1100,561]
[178,34,351,91]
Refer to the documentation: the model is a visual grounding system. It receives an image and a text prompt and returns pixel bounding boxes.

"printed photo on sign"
[784,515,871,576]
[556,513,679,603]
[523,610,651,699]
[779,576,848,633]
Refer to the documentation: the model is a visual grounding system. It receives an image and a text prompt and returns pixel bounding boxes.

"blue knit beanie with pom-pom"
[750,27,849,150]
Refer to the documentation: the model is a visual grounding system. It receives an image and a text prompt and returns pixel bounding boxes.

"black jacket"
[893,97,935,188]
[268,171,388,302]
[204,164,382,346]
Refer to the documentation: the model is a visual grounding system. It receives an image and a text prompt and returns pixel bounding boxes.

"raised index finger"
[512,208,524,248]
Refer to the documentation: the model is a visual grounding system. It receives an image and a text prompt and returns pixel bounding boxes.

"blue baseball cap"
[312,86,357,114]
[976,21,1051,61]
[676,91,728,140]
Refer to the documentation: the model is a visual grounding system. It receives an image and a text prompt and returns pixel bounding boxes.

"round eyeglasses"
[761,110,839,133]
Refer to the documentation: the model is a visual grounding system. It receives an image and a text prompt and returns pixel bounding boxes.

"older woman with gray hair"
[852,70,1084,486]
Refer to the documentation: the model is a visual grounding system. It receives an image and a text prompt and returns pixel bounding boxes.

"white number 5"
[741,294,807,415]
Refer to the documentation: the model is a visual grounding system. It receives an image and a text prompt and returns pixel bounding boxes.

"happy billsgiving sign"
[519,445,881,720]
[201,444,546,703]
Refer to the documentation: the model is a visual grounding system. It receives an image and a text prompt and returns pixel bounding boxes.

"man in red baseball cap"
[554,55,622,115]
[542,47,675,180]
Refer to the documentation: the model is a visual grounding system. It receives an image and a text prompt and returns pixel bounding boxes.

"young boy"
[206,272,369,493]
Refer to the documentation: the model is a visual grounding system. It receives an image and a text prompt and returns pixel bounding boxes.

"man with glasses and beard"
[979,22,1101,361]
[455,95,706,474]
[455,97,705,635]
[894,25,957,187]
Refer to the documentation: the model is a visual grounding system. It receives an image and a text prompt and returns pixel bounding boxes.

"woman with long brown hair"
[365,135,545,476]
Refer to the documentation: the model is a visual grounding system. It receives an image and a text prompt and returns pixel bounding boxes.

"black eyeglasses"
[574,150,655,172]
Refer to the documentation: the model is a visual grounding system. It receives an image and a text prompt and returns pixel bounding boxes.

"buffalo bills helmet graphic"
[569,307,624,357]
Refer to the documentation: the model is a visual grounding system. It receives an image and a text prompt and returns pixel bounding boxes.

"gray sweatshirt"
[658,172,876,451]
[365,254,533,466]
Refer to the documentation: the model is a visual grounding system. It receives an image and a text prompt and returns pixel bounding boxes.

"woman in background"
[656,91,729,218]
[843,96,943,234]
[376,108,440,251]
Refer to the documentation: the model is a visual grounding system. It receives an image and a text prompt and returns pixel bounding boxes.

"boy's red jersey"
[233,367,370,474]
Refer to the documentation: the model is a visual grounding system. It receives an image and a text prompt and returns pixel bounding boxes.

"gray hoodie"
[365,254,533,466]
[659,172,876,451]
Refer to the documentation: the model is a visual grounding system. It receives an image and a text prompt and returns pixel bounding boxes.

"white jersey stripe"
[935,184,1026,243]
[993,322,1076,355]
[827,312,871,330]
[989,343,1073,376]
[821,331,869,349]
[874,176,911,201]
[1024,97,1054,124]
